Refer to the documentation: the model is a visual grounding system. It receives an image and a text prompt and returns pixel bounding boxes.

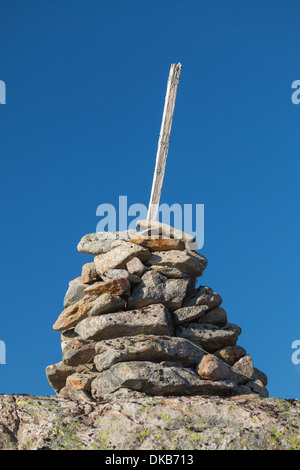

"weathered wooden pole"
[147,63,182,222]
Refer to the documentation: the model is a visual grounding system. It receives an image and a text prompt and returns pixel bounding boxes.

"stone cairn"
[46,221,268,402]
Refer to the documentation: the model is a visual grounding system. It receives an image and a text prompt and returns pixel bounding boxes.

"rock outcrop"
[0,394,299,450]
[46,221,269,402]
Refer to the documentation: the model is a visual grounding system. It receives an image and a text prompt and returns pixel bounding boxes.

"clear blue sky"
[1,0,300,399]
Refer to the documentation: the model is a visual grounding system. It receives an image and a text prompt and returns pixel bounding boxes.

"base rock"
[0,394,299,450]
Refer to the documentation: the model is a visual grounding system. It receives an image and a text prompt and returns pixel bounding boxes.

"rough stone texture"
[136,219,197,243]
[66,372,98,391]
[94,241,151,275]
[91,361,235,400]
[101,268,141,284]
[129,236,185,252]
[126,257,146,277]
[74,304,174,341]
[87,294,126,317]
[81,262,99,284]
[196,306,228,327]
[253,367,268,387]
[231,355,255,385]
[93,335,205,372]
[61,338,97,366]
[0,395,299,450]
[77,230,139,255]
[176,323,241,353]
[128,270,189,311]
[63,277,89,308]
[147,250,207,277]
[84,278,130,296]
[49,224,270,405]
[182,285,222,309]
[150,265,187,278]
[45,362,78,393]
[196,354,232,381]
[173,305,210,325]
[53,295,98,332]
[214,345,247,366]
[59,385,93,402]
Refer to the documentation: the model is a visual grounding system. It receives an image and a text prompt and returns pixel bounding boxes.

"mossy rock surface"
[0,394,299,450]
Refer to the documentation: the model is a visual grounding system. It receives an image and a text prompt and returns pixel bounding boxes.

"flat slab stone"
[63,277,89,308]
[129,236,185,252]
[84,278,130,296]
[88,294,126,317]
[93,335,205,372]
[102,268,141,284]
[173,305,210,325]
[91,361,235,400]
[77,230,139,255]
[150,265,188,279]
[128,270,189,311]
[176,323,241,353]
[182,285,222,309]
[136,220,196,243]
[46,361,78,393]
[66,372,98,392]
[94,241,151,275]
[146,250,207,277]
[196,307,228,327]
[62,337,97,366]
[53,295,98,332]
[74,303,174,341]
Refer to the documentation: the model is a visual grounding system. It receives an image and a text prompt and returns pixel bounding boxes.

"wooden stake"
[147,63,182,222]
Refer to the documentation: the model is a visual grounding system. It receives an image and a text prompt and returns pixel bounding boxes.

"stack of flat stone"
[46,221,268,402]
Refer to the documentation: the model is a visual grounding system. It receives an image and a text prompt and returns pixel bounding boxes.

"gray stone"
[231,355,255,385]
[126,257,146,277]
[93,335,205,372]
[75,303,174,341]
[63,277,89,308]
[196,307,228,327]
[81,262,100,284]
[77,230,139,255]
[246,378,269,398]
[146,250,207,277]
[102,268,141,284]
[46,361,78,393]
[5,394,295,450]
[176,323,241,353]
[150,265,188,279]
[88,294,126,317]
[253,367,268,386]
[59,384,93,402]
[62,337,97,366]
[182,285,222,309]
[66,372,98,392]
[53,294,98,332]
[136,220,198,247]
[91,361,235,400]
[173,305,210,325]
[128,270,189,311]
[94,241,151,275]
